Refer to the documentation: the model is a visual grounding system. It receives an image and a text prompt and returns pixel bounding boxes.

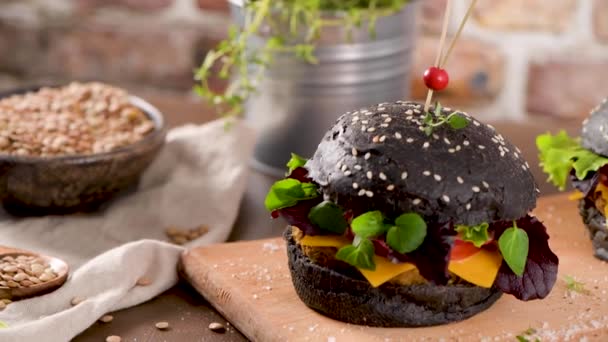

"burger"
[537,97,608,261]
[266,101,559,327]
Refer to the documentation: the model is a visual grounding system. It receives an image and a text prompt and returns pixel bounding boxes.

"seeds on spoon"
[0,254,58,289]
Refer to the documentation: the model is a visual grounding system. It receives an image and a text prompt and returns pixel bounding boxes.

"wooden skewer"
[440,0,479,68]
[423,0,479,113]
[424,0,452,114]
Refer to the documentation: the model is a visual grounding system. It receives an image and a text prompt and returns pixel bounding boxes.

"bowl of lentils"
[0,82,166,215]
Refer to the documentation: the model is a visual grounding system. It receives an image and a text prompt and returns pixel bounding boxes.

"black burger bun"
[578,199,608,261]
[285,228,502,327]
[581,98,608,158]
[306,101,538,225]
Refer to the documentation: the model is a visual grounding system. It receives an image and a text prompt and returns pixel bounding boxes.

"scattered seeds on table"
[165,225,209,245]
[209,322,226,333]
[106,335,121,342]
[136,277,152,286]
[70,297,84,306]
[155,321,170,330]
[99,315,114,323]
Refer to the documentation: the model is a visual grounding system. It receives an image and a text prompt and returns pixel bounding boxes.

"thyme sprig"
[564,275,591,295]
[421,102,469,136]
[194,0,411,118]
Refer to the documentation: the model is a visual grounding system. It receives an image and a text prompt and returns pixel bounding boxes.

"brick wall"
[0,0,606,122]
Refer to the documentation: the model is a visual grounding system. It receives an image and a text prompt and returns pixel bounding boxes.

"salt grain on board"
[262,242,280,252]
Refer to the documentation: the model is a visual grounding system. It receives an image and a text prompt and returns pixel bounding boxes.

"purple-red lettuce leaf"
[492,216,558,301]
[278,198,324,236]
[287,167,311,183]
[372,221,455,285]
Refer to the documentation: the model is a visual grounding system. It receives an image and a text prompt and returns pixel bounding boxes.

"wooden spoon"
[0,252,69,300]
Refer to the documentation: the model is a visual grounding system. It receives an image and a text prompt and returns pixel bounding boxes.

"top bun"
[306,101,538,225]
[581,98,608,157]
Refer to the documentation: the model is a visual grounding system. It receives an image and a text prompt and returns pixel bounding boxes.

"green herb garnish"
[455,222,490,248]
[0,321,7,329]
[564,275,591,295]
[516,327,539,342]
[308,201,348,234]
[286,153,308,174]
[194,0,411,118]
[498,221,529,276]
[351,211,387,239]
[264,178,319,211]
[337,210,430,269]
[336,238,376,270]
[421,102,469,136]
[537,130,608,190]
[386,213,427,254]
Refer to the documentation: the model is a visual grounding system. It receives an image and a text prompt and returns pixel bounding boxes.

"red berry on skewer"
[423,66,450,91]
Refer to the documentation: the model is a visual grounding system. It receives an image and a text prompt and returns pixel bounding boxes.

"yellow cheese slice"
[568,190,585,201]
[596,183,608,216]
[448,249,503,288]
[299,235,350,248]
[299,234,503,289]
[357,256,416,288]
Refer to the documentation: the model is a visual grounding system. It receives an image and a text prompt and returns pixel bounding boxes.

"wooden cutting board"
[181,194,608,341]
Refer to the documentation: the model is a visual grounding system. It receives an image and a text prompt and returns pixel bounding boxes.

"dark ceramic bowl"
[0,87,166,216]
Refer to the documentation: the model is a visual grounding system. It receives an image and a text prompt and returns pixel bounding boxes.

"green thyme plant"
[194,0,411,118]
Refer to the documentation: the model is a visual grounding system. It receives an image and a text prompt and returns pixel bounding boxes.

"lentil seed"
[99,315,114,323]
[209,322,226,333]
[155,322,170,330]
[71,297,85,306]
[135,277,152,286]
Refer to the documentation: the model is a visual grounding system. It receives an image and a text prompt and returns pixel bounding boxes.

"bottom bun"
[578,200,608,261]
[285,227,502,327]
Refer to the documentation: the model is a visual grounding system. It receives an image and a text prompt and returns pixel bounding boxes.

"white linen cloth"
[0,118,255,342]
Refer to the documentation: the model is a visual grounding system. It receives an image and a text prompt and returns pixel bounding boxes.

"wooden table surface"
[0,90,584,341]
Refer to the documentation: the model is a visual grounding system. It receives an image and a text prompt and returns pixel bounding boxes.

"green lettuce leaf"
[386,213,427,254]
[351,211,386,239]
[308,201,348,234]
[264,178,318,211]
[536,131,608,190]
[286,153,307,174]
[498,223,529,277]
[335,239,376,270]
[456,222,490,248]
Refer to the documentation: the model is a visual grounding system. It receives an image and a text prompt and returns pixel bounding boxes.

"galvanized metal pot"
[229,1,417,176]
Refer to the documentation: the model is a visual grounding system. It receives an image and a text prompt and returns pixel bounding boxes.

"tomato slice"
[450,239,481,261]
